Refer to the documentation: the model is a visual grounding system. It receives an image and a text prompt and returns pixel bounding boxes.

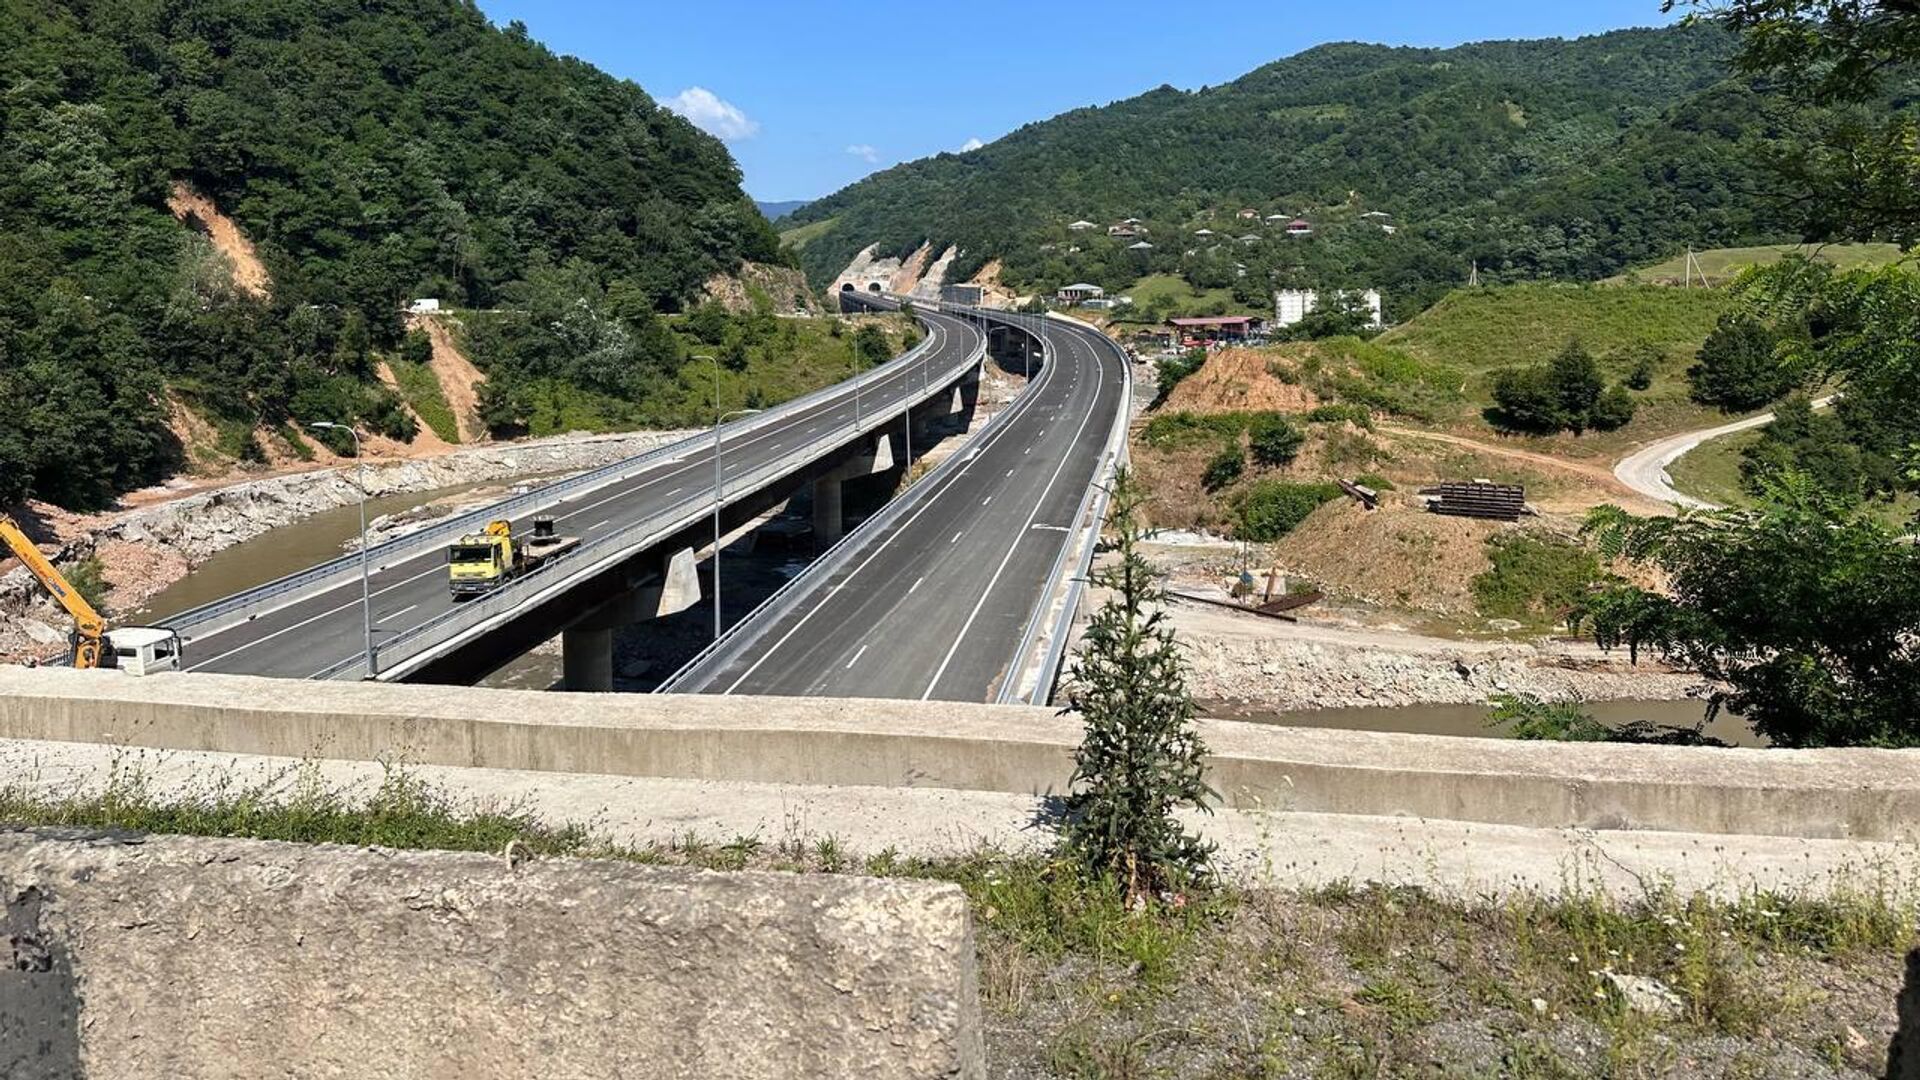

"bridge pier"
[562,548,702,692]
[812,433,896,547]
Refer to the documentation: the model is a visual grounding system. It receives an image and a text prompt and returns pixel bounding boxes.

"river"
[132,480,511,623]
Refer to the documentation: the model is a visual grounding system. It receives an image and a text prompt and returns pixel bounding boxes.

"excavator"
[1,514,180,674]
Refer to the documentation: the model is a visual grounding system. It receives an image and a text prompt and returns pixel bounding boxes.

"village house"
[1285,218,1314,237]
[1068,219,1097,231]
[1056,283,1105,304]
[1169,314,1264,346]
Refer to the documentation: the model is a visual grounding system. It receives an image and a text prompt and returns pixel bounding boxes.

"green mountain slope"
[0,0,781,509]
[787,26,1797,312]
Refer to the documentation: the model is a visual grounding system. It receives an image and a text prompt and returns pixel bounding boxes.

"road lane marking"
[922,340,1111,700]
[909,575,924,594]
[950,531,962,544]
[845,644,869,669]
[384,604,418,620]
[982,496,992,506]
[588,519,611,530]
[709,326,1063,694]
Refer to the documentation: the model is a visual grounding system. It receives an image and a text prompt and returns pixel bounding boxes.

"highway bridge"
[159,290,1129,701]
[162,299,996,688]
[664,311,1131,704]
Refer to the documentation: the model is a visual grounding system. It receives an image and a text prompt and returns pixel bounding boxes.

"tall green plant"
[1060,467,1215,901]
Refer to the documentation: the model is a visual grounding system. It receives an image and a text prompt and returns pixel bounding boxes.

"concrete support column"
[812,473,846,547]
[562,626,614,692]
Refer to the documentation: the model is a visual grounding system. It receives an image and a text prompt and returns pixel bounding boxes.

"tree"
[1060,467,1215,900]
[1674,0,1920,246]
[1547,341,1604,434]
[1688,314,1794,411]
[1487,366,1566,434]
[1580,480,1920,748]
[1246,413,1304,467]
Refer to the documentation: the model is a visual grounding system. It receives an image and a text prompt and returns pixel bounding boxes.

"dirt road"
[1612,395,1837,510]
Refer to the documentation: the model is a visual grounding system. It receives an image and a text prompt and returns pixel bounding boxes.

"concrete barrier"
[1,667,1917,841]
[0,828,982,1080]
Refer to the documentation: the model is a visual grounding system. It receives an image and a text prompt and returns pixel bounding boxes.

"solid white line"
[845,644,869,669]
[921,341,1109,700]
[712,323,1059,693]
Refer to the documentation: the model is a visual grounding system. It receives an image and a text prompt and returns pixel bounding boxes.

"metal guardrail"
[995,314,1135,706]
[315,307,980,680]
[657,301,1041,692]
[163,309,946,645]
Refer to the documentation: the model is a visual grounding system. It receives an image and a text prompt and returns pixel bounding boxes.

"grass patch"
[1382,283,1728,377]
[1471,532,1603,624]
[1666,428,1762,508]
[779,216,837,251]
[1108,272,1259,323]
[1610,243,1907,287]
[386,357,461,442]
[3,760,1913,1077]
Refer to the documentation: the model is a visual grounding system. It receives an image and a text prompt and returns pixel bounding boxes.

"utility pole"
[711,407,761,639]
[307,422,373,677]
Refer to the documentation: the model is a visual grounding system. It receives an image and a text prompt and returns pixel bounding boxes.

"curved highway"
[667,315,1130,701]
[176,310,985,679]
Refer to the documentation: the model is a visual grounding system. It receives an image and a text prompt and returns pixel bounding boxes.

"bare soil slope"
[164,182,271,298]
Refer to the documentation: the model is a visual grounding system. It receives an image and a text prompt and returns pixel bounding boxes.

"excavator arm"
[0,514,107,667]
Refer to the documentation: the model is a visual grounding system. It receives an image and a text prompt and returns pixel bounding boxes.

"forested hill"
[0,0,781,509]
[785,25,1797,308]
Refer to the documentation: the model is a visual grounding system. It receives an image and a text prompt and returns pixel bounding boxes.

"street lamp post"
[712,407,762,639]
[308,422,375,677]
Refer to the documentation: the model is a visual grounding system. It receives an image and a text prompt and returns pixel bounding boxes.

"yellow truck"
[446,516,578,598]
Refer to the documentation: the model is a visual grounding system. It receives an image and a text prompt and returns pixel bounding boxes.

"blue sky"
[475,1,1680,203]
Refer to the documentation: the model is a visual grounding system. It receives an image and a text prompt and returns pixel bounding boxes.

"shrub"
[1155,348,1208,404]
[1689,314,1796,411]
[1471,533,1603,622]
[1202,444,1244,491]
[1306,403,1373,429]
[1354,472,1395,492]
[1233,480,1341,541]
[1247,413,1304,467]
[1589,384,1638,431]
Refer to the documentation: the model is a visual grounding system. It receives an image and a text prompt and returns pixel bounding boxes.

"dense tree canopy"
[787,25,1804,313]
[0,0,780,508]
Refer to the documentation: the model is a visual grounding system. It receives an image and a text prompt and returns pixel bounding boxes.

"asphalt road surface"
[175,311,983,679]
[671,317,1128,702]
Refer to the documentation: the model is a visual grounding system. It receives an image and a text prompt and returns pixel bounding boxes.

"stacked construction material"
[1420,481,1527,521]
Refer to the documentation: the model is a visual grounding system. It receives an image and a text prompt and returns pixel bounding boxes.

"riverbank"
[0,428,696,663]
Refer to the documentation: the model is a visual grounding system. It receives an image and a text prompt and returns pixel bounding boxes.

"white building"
[1056,283,1105,304]
[1274,288,1383,329]
[406,298,442,314]
[1068,219,1097,231]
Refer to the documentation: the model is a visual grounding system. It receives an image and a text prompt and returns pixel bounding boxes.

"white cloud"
[959,137,985,152]
[845,144,880,164]
[664,87,758,141]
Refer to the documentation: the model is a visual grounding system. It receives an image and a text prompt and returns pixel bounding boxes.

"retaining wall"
[0,828,982,1080]
[1,667,1916,840]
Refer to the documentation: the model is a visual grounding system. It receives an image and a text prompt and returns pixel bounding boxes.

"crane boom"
[1,514,107,667]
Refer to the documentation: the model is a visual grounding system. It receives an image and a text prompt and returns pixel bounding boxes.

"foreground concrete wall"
[2,668,1917,841]
[0,828,982,1080]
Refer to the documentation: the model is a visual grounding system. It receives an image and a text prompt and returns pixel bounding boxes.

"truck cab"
[448,525,513,598]
[99,627,184,676]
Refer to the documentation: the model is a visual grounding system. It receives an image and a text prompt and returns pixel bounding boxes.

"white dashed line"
[845,644,869,669]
